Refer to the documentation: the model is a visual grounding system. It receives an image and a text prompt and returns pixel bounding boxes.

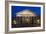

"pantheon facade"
[12,10,40,27]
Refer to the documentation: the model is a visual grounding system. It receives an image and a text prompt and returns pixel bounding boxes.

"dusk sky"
[11,6,41,17]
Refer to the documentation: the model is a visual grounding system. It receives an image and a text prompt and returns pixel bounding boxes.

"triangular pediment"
[16,10,36,17]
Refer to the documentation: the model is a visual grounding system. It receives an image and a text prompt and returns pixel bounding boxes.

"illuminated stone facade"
[15,10,40,24]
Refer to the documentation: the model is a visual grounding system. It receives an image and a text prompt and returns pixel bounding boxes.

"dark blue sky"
[11,6,41,17]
